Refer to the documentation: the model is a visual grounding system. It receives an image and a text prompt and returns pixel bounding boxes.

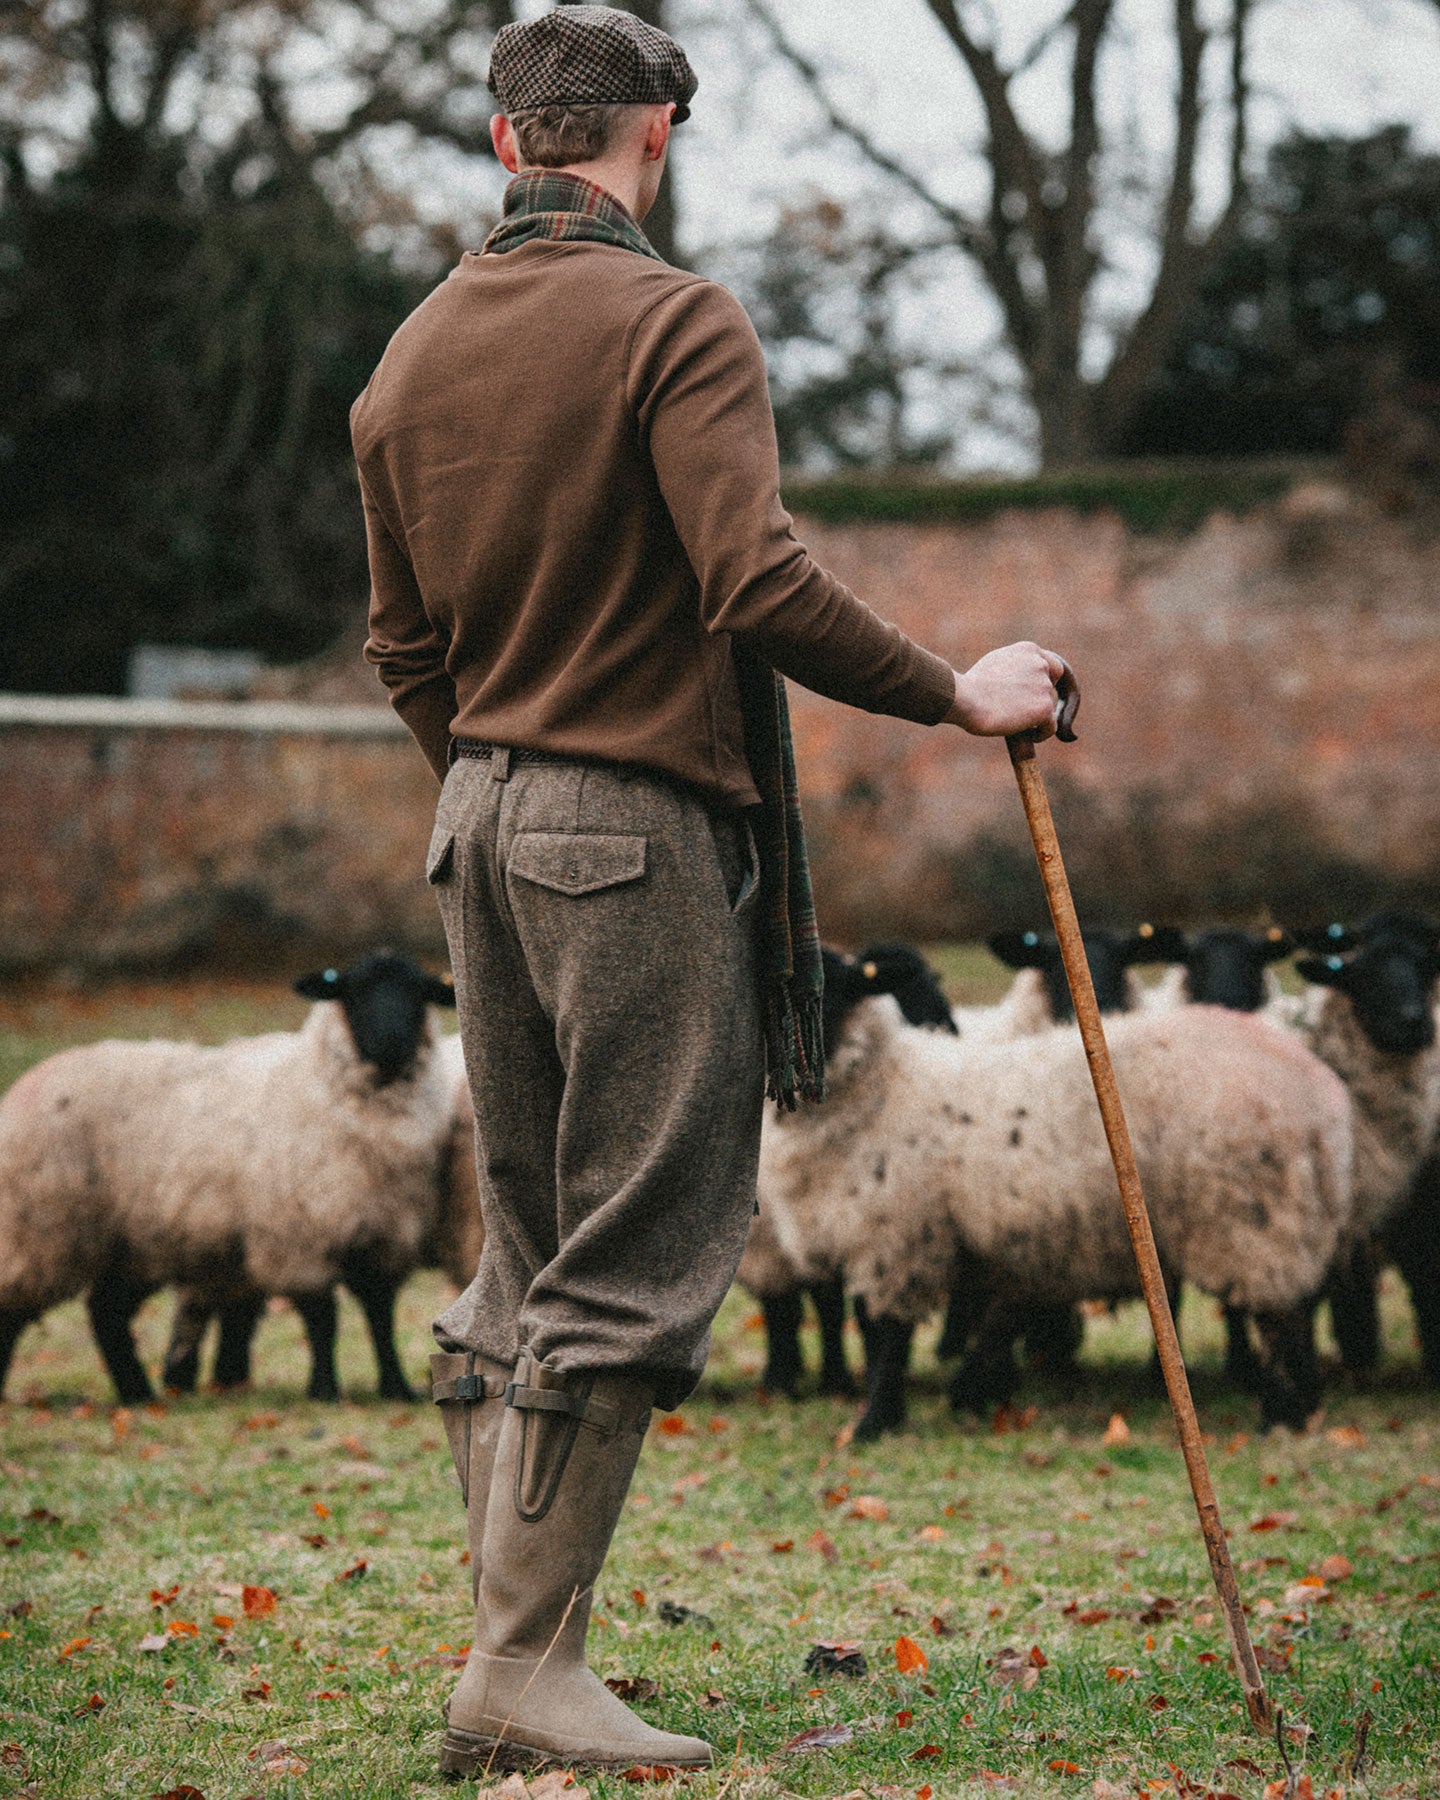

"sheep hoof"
[852,1406,901,1441]
[816,1371,858,1399]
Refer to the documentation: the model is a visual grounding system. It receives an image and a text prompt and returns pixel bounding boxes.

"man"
[351,5,1070,1777]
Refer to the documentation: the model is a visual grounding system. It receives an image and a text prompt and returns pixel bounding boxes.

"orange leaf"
[1028,1645,1047,1667]
[1049,1761,1082,1775]
[849,1495,889,1522]
[1077,1610,1110,1625]
[708,1416,729,1434]
[165,1620,198,1638]
[242,1413,279,1430]
[1317,1553,1354,1582]
[335,1561,367,1583]
[1105,1666,1137,1681]
[1248,1511,1299,1533]
[311,1501,330,1520]
[806,1528,838,1564]
[895,1708,914,1727]
[909,1744,941,1762]
[242,1585,277,1618]
[149,1585,179,1606]
[632,1589,646,1607]
[918,1524,945,1543]
[1326,1425,1365,1449]
[657,1415,690,1436]
[72,1692,105,1715]
[1197,1651,1219,1664]
[771,1540,794,1554]
[111,1408,133,1439]
[1102,1413,1131,1446]
[917,1787,933,1800]
[58,1636,92,1659]
[212,1615,234,1631]
[895,1635,929,1675]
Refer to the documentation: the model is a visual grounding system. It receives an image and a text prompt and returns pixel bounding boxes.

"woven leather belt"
[452,740,563,765]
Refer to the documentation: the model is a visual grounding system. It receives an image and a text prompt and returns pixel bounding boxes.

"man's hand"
[945,642,1070,739]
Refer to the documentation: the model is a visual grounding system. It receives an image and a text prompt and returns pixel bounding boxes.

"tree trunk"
[1033,373,1096,467]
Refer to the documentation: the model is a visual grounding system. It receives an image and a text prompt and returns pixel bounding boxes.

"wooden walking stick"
[1007,662,1274,1735]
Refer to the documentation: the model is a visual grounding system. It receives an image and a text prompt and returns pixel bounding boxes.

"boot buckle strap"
[432,1373,507,1404]
[504,1381,618,1433]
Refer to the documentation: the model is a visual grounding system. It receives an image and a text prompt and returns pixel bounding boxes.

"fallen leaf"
[849,1495,889,1522]
[807,1528,839,1564]
[1248,1511,1300,1533]
[1196,1652,1219,1665]
[311,1501,330,1520]
[708,1416,729,1434]
[656,1415,690,1436]
[242,1413,279,1430]
[151,1787,207,1798]
[804,1640,868,1679]
[1093,1782,1131,1799]
[242,1683,272,1701]
[166,1620,198,1638]
[0,1747,27,1776]
[782,1723,855,1753]
[247,1741,308,1776]
[1105,1666,1137,1681]
[58,1635,93,1658]
[1028,1645,1048,1667]
[604,1677,660,1703]
[895,1635,928,1675]
[1317,1553,1354,1582]
[335,1561,367,1582]
[987,1648,1039,1689]
[1077,1610,1110,1626]
[242,1586,277,1619]
[1147,1693,1169,1711]
[620,1766,678,1783]
[138,1633,170,1653]
[72,1693,105,1716]
[1326,1426,1365,1449]
[150,1584,180,1606]
[212,1615,234,1631]
[1049,1763,1082,1776]
[1102,1414,1131,1446]
[918,1524,945,1543]
[930,1615,956,1637]
[895,1708,914,1727]
[302,1533,327,1549]
[531,1773,590,1800]
[771,1540,794,1554]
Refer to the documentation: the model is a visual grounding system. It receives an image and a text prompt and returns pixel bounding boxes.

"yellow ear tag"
[1138,922,1154,939]
[862,962,878,980]
[1266,927,1285,942]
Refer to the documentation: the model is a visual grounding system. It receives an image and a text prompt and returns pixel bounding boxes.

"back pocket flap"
[509,832,646,897]
[426,824,456,884]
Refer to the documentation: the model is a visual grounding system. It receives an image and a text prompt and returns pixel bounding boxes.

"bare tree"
[743,0,1252,465]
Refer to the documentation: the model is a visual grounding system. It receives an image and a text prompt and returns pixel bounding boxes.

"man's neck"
[519,160,645,222]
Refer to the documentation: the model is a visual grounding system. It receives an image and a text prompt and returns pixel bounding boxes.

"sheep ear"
[1291,923,1354,954]
[988,929,1046,970]
[423,975,458,1009]
[1127,924,1186,965]
[295,968,342,1001]
[1295,954,1346,987]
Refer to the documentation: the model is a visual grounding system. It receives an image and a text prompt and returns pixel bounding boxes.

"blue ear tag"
[1326,923,1345,940]
[1022,931,1039,947]
[1327,956,1345,972]
[324,969,339,985]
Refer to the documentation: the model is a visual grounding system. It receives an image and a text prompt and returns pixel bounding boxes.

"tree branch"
[741,0,985,254]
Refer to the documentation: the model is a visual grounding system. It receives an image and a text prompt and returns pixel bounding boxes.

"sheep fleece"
[761,1000,1353,1322]
[0,1004,455,1312]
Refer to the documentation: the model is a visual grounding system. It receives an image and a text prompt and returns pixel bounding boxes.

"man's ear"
[491,113,521,174]
[643,101,675,164]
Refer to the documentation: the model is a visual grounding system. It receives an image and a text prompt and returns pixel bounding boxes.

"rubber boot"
[431,1350,512,1601]
[439,1352,714,1774]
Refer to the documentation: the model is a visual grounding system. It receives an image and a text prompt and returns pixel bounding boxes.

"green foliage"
[783,460,1307,535]
[1123,126,1440,459]
[0,128,428,694]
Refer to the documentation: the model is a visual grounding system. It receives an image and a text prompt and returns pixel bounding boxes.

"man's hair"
[509,102,634,166]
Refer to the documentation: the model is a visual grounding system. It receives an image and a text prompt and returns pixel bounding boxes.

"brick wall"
[5,482,1438,976]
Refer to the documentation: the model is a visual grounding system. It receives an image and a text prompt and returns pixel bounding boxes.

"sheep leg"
[853,1303,914,1441]
[1325,1238,1381,1378]
[1252,1302,1323,1432]
[212,1296,266,1389]
[344,1264,416,1401]
[936,1285,980,1362]
[947,1297,1021,1416]
[86,1273,156,1404]
[1023,1303,1085,1379]
[162,1291,215,1394]
[1388,1189,1440,1385]
[809,1277,857,1397]
[758,1288,804,1396]
[292,1289,341,1401]
[0,1309,39,1400]
[1222,1304,1263,1393]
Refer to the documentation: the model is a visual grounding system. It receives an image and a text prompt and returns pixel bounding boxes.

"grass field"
[1,978,1437,1800]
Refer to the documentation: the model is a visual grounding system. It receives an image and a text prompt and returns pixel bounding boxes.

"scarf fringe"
[764,989,826,1113]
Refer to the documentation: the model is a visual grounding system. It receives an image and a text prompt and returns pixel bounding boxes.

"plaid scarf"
[484,171,825,1108]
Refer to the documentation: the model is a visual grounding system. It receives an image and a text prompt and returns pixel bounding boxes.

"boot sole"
[439,1726,712,1777]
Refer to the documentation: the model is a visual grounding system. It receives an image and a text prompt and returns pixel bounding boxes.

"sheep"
[759,948,1354,1440]
[1278,914,1440,1381]
[937,925,1185,1387]
[160,1031,484,1397]
[737,943,956,1400]
[0,951,458,1404]
[1144,926,1294,1015]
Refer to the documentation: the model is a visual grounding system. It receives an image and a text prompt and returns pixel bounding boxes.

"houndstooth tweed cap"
[488,6,698,123]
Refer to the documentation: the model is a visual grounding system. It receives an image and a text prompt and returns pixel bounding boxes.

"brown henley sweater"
[352,239,956,804]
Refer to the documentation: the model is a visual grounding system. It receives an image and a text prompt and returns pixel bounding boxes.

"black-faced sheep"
[0,952,457,1404]
[760,949,1354,1440]
[160,1031,484,1399]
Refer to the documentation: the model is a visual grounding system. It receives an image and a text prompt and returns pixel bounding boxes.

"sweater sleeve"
[356,463,457,783]
[626,279,956,726]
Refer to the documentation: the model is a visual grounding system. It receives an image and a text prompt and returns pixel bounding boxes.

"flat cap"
[488,5,698,123]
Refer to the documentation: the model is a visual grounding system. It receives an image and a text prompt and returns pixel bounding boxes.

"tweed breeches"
[427,750,766,1409]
